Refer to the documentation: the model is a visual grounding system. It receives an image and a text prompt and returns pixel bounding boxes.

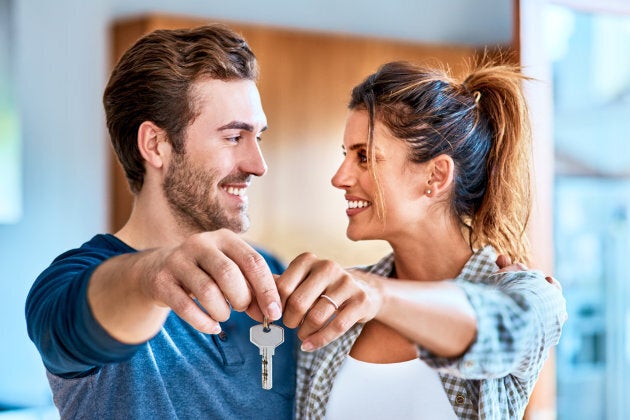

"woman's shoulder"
[355,253,395,277]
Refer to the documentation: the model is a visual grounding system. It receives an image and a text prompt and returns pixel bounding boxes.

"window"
[0,0,21,223]
[547,5,630,419]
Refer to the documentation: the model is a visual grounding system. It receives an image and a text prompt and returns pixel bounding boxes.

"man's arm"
[88,229,283,344]
[26,230,284,377]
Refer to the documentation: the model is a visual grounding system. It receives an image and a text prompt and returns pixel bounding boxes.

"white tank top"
[325,355,458,420]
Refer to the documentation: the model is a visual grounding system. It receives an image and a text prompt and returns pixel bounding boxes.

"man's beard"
[163,151,251,234]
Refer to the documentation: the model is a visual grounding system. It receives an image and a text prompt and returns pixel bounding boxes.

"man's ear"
[424,154,454,197]
[138,121,169,169]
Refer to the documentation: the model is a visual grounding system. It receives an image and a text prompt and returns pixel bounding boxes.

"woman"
[277,60,566,419]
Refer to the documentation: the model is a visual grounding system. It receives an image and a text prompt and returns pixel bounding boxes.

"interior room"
[1,0,628,418]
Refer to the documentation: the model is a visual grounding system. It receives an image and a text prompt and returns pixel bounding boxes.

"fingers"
[155,276,225,334]
[277,253,338,328]
[195,232,281,321]
[545,275,563,291]
[495,254,528,273]
[198,231,282,321]
[148,230,282,334]
[300,302,362,352]
[494,255,562,293]
[495,254,512,269]
[277,253,381,351]
[298,283,367,348]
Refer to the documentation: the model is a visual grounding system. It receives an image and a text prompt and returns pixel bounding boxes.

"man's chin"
[226,215,250,234]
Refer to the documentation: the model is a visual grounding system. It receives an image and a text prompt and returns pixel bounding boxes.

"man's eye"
[227,136,242,143]
[256,136,263,142]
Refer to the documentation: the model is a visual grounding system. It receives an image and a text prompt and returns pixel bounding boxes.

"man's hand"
[495,254,562,291]
[89,229,282,343]
[145,229,282,332]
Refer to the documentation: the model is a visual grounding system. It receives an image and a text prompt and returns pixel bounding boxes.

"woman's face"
[331,110,429,242]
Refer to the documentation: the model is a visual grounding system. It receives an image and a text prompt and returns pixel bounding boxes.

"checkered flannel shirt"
[295,246,566,419]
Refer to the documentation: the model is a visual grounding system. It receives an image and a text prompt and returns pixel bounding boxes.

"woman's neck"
[388,226,473,282]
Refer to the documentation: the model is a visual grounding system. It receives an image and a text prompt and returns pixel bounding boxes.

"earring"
[426,189,432,196]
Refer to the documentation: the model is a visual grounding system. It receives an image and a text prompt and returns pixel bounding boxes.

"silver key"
[250,317,284,390]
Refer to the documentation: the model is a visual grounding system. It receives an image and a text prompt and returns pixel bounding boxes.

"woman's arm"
[277,253,566,381]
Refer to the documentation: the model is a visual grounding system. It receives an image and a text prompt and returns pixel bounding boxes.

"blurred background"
[1,0,629,419]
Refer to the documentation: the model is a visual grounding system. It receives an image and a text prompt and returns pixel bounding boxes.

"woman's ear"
[425,154,454,197]
[138,121,169,169]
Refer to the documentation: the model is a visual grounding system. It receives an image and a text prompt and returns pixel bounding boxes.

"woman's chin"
[346,227,376,242]
[345,227,361,242]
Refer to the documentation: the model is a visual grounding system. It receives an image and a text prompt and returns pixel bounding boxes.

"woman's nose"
[331,159,352,189]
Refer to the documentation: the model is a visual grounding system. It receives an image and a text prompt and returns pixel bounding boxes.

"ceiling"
[111,0,514,47]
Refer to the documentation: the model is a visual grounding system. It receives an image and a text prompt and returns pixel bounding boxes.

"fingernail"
[211,325,222,334]
[301,342,314,352]
[267,302,282,320]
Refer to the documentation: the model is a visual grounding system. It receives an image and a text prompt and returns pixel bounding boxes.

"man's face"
[163,78,268,234]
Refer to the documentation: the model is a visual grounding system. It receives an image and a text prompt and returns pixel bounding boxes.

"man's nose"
[242,138,267,177]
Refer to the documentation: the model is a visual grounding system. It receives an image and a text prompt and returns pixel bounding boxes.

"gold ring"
[319,294,339,310]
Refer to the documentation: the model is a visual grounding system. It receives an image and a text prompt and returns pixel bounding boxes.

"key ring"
[263,316,270,332]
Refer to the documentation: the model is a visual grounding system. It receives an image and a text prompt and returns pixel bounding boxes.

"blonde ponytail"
[462,63,533,262]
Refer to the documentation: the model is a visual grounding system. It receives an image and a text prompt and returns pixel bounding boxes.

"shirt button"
[218,331,228,341]
[464,360,474,369]
[455,393,466,405]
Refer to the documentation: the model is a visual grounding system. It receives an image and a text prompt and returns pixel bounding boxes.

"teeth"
[347,200,371,209]
[225,187,246,196]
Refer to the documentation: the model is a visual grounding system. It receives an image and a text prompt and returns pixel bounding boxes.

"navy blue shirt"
[26,234,297,419]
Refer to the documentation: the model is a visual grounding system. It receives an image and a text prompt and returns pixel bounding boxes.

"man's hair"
[103,24,258,193]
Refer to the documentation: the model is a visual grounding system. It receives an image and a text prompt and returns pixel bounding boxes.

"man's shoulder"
[50,234,134,263]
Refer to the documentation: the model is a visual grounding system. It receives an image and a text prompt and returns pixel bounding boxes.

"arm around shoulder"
[442,270,566,380]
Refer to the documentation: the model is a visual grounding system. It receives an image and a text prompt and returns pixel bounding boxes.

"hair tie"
[473,90,481,104]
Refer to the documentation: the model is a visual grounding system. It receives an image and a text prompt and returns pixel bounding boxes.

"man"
[26,25,297,419]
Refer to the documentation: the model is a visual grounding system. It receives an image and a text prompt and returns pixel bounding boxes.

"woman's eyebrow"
[346,143,367,151]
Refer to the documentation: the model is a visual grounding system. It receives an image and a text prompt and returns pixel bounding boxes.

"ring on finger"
[319,294,339,311]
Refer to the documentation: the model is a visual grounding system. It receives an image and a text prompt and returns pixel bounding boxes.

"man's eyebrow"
[218,121,268,133]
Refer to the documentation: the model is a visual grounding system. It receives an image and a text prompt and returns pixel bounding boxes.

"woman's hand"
[275,253,383,351]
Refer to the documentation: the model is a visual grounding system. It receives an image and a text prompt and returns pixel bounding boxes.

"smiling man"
[25,25,297,419]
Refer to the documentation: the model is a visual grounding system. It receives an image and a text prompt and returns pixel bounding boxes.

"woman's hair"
[349,59,532,263]
[103,24,258,193]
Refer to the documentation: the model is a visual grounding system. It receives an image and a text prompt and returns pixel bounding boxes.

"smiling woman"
[0,0,21,224]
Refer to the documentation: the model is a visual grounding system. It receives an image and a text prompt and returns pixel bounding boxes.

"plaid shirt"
[295,246,566,419]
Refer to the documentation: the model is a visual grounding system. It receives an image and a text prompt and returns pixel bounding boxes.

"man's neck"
[115,191,189,250]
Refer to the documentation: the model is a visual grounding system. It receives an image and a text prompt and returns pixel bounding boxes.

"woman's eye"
[358,151,368,163]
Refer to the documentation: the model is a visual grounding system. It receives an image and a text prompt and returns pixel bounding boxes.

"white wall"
[0,0,511,407]
[0,0,109,407]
